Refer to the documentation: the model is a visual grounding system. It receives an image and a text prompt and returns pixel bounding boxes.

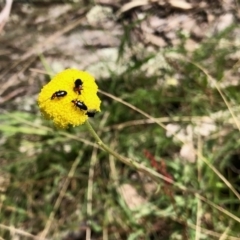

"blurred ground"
[0,0,239,107]
[1,0,240,240]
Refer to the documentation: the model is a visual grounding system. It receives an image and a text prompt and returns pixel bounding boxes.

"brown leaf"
[180,142,196,163]
[117,0,149,16]
[0,0,13,32]
[119,184,147,210]
[144,32,167,47]
[169,0,193,10]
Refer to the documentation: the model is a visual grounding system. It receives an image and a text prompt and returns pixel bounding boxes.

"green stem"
[85,120,180,188]
[85,121,240,226]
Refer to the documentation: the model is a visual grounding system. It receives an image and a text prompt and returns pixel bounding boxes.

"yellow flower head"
[38,69,101,128]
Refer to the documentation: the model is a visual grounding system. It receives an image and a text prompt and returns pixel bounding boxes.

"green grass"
[1,13,240,240]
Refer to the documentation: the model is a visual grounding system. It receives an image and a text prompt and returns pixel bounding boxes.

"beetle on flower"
[38,69,101,128]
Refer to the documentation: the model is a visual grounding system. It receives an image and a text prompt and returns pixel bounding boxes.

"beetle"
[71,99,88,111]
[51,90,67,100]
[86,110,97,118]
[74,79,83,95]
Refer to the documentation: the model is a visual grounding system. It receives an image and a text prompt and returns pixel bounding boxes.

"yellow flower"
[38,69,101,128]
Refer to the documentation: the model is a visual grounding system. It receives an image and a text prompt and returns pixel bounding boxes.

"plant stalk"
[85,120,181,189]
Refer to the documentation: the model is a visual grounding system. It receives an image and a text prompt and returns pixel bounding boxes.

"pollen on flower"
[38,68,101,129]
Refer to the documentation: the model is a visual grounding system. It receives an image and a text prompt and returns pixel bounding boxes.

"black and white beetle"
[51,90,67,100]
[71,99,88,111]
